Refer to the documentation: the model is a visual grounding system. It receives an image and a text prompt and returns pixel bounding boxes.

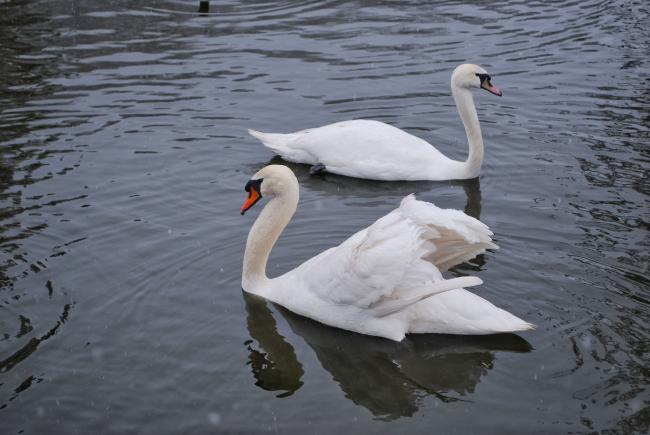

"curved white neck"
[242,186,298,291]
[451,85,484,179]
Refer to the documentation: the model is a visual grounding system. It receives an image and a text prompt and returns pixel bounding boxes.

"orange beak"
[240,187,261,215]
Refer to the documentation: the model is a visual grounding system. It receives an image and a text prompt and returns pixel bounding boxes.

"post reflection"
[242,292,531,419]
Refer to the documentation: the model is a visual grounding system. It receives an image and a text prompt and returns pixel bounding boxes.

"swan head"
[451,64,502,97]
[240,165,298,215]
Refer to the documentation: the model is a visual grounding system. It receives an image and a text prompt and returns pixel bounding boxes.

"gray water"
[1,0,648,433]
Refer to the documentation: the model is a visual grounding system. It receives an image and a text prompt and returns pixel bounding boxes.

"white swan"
[248,64,502,181]
[240,165,533,341]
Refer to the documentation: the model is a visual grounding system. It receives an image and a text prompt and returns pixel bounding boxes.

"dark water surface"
[1,0,648,433]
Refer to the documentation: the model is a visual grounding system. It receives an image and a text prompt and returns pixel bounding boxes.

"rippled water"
[1,0,648,433]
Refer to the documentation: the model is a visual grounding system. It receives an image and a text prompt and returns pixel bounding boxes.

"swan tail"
[372,276,483,318]
[515,321,536,332]
[248,129,312,163]
[466,309,536,334]
[474,315,536,334]
[248,129,291,153]
[407,288,536,335]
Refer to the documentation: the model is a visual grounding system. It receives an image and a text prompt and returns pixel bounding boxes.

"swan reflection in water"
[243,292,531,420]
[243,291,304,398]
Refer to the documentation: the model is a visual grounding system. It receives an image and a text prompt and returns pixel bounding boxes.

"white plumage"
[248,63,504,181]
[240,165,533,341]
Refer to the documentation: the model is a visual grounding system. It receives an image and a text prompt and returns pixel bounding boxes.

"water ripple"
[1,0,648,433]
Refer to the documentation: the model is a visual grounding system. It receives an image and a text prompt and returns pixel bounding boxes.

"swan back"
[269,195,504,339]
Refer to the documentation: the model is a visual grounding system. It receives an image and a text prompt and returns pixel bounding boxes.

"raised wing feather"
[398,194,498,271]
[294,195,496,314]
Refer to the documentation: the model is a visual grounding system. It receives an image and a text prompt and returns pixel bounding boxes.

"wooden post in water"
[198,1,209,13]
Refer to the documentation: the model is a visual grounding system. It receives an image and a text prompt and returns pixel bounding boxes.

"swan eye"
[475,73,491,84]
[244,178,263,194]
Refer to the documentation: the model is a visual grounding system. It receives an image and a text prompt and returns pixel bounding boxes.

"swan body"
[240,165,533,341]
[249,64,503,181]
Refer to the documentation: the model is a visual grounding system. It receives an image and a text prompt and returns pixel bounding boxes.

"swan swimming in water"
[249,64,502,181]
[240,165,533,341]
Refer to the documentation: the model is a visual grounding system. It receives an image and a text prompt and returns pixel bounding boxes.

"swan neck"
[242,186,298,291]
[452,85,484,178]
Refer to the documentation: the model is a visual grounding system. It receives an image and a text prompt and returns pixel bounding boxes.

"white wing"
[289,195,496,315]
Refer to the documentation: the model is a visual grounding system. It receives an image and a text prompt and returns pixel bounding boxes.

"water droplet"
[207,412,221,425]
